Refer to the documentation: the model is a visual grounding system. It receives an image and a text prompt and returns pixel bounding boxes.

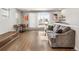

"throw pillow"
[56,29,63,33]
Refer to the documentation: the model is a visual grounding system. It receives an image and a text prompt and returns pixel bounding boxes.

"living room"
[1,0,79,59]
[0,8,79,51]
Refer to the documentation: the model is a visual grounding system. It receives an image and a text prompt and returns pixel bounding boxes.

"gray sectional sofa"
[46,24,75,48]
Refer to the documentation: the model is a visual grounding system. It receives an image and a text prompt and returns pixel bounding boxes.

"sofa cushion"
[53,25,60,33]
[56,29,63,33]
[58,26,71,33]
[62,27,71,33]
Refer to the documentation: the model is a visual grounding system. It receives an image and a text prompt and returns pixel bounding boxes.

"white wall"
[16,10,23,24]
[0,8,17,34]
[73,27,79,51]
[61,8,79,50]
[62,8,79,26]
[28,13,38,28]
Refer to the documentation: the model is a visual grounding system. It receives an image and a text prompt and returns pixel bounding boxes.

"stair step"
[0,31,19,49]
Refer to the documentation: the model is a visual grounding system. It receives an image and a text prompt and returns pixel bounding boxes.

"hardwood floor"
[0,31,75,51]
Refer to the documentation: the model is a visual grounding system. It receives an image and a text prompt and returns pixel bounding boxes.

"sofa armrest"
[56,30,75,43]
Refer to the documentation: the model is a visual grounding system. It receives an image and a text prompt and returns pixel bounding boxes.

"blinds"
[0,8,10,20]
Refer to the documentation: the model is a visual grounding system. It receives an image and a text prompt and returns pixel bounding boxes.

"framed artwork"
[23,16,28,21]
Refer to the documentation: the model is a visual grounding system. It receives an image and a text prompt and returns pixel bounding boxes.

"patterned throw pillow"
[58,26,71,33]
[56,29,63,33]
[53,25,60,33]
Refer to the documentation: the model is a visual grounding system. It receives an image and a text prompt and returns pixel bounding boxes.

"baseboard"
[75,47,79,51]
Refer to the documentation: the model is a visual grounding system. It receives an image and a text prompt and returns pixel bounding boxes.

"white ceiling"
[17,8,63,12]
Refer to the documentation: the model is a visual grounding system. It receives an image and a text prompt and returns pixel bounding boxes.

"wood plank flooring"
[0,31,75,51]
